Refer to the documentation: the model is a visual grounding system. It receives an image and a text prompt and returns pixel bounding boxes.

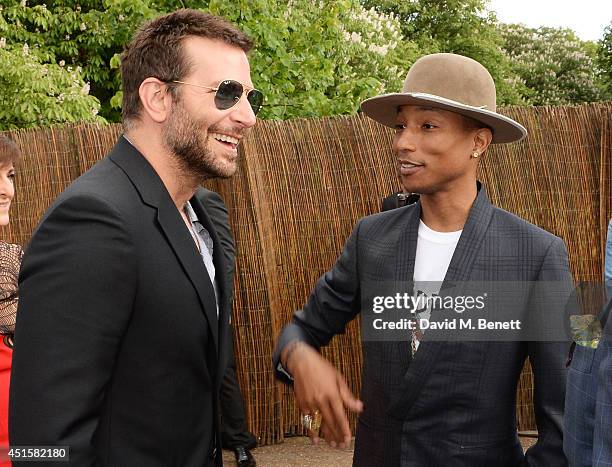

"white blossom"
[22,43,29,56]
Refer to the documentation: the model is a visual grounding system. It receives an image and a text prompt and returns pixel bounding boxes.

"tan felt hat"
[360,53,527,144]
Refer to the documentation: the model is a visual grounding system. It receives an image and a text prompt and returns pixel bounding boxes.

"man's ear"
[138,78,172,124]
[473,127,493,156]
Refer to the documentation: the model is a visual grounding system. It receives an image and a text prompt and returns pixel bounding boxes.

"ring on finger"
[301,410,322,432]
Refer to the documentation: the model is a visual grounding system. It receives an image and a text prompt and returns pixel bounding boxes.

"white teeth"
[401,163,418,168]
[210,133,239,145]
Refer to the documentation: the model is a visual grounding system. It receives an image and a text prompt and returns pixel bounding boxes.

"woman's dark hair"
[0,136,20,166]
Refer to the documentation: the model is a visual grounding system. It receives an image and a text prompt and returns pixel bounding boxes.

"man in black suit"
[10,9,261,466]
[196,188,257,467]
[274,53,572,466]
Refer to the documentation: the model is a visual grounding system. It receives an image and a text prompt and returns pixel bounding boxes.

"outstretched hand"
[283,341,363,448]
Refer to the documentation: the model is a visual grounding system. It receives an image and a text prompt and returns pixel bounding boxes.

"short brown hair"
[0,136,20,166]
[120,9,253,126]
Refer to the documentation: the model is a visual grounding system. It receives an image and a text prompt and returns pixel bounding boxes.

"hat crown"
[403,53,497,112]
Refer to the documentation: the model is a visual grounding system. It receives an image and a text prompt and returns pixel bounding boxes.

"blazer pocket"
[569,344,597,374]
[450,436,523,466]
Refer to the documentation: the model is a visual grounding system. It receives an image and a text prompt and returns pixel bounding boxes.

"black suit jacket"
[275,184,572,466]
[10,137,230,466]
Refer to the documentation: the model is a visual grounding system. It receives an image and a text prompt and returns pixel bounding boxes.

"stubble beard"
[163,100,237,181]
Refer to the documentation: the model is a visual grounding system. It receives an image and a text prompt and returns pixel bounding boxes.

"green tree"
[500,24,605,105]
[0,41,101,129]
[597,21,612,99]
[208,0,420,119]
[1,0,420,121]
[361,0,527,105]
[0,0,159,121]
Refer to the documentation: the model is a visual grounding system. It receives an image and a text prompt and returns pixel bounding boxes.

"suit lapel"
[394,202,420,282]
[190,196,229,349]
[389,183,495,416]
[444,183,495,283]
[109,137,220,354]
[156,202,220,353]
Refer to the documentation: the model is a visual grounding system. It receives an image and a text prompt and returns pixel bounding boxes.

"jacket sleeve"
[9,193,137,466]
[524,236,573,467]
[273,220,362,384]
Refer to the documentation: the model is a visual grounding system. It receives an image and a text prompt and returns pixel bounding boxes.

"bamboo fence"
[1,102,611,445]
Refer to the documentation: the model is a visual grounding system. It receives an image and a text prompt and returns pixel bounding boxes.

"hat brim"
[360,92,527,144]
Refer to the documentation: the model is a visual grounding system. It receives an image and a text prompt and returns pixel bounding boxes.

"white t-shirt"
[412,220,462,350]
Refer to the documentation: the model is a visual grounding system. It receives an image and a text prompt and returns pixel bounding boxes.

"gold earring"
[471,151,479,158]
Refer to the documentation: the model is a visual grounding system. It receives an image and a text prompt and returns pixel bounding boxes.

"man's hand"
[282,341,363,448]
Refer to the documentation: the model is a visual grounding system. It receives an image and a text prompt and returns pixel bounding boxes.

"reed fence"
[2,102,611,445]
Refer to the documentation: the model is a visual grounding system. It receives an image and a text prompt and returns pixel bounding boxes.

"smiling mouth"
[210,132,240,149]
[399,161,424,169]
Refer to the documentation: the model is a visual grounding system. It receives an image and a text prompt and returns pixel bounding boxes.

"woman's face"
[0,161,15,226]
[392,105,485,195]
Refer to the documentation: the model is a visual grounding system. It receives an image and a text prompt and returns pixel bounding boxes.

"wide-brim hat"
[360,53,527,144]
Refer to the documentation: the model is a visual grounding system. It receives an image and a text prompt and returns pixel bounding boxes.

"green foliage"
[0,42,102,130]
[500,24,605,105]
[361,0,527,105]
[0,0,418,121]
[208,0,420,119]
[0,0,159,121]
[597,21,612,99]
[1,0,608,129]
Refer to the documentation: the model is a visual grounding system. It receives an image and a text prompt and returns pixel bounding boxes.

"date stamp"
[0,446,69,462]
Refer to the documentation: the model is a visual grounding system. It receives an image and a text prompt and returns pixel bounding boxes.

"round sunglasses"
[170,79,264,115]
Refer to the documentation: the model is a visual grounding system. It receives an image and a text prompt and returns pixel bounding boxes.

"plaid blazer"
[275,183,572,467]
[565,299,612,467]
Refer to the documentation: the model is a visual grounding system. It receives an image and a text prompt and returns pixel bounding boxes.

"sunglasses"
[170,79,264,115]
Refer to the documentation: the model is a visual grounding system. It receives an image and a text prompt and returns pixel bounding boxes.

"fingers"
[319,421,333,447]
[291,354,361,448]
[323,374,362,447]
[337,374,363,413]
[301,397,348,448]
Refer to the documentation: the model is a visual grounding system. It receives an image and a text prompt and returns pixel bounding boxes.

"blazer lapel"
[394,202,420,282]
[156,202,220,353]
[444,182,495,283]
[389,183,495,416]
[109,137,220,354]
[190,196,229,346]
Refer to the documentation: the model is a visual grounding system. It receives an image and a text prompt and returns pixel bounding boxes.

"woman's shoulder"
[0,241,23,259]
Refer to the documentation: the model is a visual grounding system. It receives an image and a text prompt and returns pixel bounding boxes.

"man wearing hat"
[273,53,572,466]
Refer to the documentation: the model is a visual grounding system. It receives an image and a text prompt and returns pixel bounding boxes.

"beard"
[163,100,238,180]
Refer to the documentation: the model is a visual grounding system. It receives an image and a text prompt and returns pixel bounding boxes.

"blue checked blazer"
[565,299,612,467]
[275,183,572,467]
